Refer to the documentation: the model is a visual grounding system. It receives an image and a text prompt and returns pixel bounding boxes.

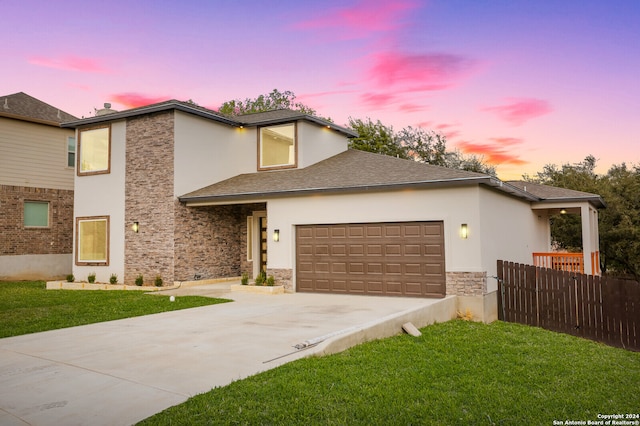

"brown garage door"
[296,221,446,298]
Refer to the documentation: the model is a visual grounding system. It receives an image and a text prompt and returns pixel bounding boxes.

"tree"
[526,156,640,279]
[347,117,406,159]
[218,89,318,116]
[348,118,496,175]
[397,126,447,165]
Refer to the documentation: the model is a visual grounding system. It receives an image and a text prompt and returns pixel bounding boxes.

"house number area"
[553,414,640,426]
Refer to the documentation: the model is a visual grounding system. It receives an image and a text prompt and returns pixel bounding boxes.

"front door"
[259,216,267,274]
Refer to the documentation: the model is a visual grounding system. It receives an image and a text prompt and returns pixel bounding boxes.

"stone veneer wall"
[266,268,293,292]
[174,202,266,281]
[124,111,175,286]
[446,271,487,296]
[174,203,241,281]
[0,185,73,255]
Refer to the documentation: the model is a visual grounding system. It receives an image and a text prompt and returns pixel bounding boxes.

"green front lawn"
[0,281,230,338]
[140,320,639,425]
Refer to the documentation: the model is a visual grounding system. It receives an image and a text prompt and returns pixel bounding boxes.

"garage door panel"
[296,222,445,298]
[349,262,365,274]
[365,225,382,237]
[367,263,383,274]
[385,244,402,256]
[349,244,364,255]
[366,244,382,256]
[348,280,366,293]
[331,244,347,256]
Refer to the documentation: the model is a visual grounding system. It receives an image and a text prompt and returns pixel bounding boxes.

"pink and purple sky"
[3,0,638,179]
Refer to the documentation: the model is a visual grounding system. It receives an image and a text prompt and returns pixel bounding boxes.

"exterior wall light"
[460,223,468,239]
[273,229,280,242]
[132,221,139,233]
[560,209,567,214]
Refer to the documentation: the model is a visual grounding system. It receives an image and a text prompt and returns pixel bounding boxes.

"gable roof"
[181,149,510,203]
[0,92,78,126]
[506,180,606,208]
[180,150,607,208]
[62,100,357,137]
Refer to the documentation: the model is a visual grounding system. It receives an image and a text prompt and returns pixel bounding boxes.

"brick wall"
[446,271,487,296]
[0,184,73,255]
[174,202,266,282]
[124,112,175,286]
[174,202,241,281]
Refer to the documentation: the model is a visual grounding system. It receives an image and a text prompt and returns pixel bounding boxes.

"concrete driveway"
[0,283,454,426]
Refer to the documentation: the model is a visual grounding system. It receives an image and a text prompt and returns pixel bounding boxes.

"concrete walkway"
[0,283,455,426]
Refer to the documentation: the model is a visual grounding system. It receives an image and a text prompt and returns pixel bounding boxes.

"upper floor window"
[24,201,49,228]
[259,123,296,170]
[78,126,110,175]
[67,136,76,168]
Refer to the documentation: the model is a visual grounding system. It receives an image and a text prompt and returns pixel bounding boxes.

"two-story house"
[62,100,604,321]
[0,92,78,280]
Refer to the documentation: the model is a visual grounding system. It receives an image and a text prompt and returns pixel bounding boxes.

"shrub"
[154,275,163,287]
[66,274,74,283]
[109,273,118,284]
[255,272,265,286]
[135,274,144,286]
[88,273,96,283]
[241,272,249,285]
[266,275,275,286]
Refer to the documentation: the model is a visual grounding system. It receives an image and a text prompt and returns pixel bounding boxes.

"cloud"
[483,98,552,126]
[457,137,528,165]
[368,51,477,92]
[28,55,109,73]
[399,103,427,113]
[293,0,419,40]
[110,92,171,108]
[360,92,397,109]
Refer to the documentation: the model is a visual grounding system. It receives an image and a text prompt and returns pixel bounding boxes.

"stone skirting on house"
[446,271,487,296]
[267,268,293,292]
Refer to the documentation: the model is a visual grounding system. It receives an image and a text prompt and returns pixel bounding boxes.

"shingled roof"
[180,149,497,203]
[0,92,78,125]
[62,100,357,137]
[506,180,605,208]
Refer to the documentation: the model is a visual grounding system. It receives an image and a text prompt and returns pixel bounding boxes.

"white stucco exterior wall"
[265,186,484,279]
[174,112,256,197]
[477,188,550,292]
[174,114,352,197]
[296,121,349,168]
[263,184,554,294]
[72,121,126,284]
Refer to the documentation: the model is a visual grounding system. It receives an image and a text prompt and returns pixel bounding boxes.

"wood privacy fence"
[497,260,640,351]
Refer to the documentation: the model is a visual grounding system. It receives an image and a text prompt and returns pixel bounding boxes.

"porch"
[532,251,601,275]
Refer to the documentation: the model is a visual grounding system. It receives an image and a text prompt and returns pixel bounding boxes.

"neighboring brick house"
[62,100,604,321]
[0,92,77,280]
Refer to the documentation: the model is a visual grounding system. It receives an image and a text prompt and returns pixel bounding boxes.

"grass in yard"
[139,320,639,425]
[0,281,231,338]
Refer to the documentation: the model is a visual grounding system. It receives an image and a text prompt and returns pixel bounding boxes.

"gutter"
[61,101,240,128]
[179,176,498,205]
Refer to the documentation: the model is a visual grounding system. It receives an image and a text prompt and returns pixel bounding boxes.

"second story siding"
[0,117,75,190]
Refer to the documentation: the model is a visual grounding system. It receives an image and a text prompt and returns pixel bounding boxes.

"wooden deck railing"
[533,252,584,273]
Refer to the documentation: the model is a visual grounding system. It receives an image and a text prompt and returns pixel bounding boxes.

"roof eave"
[179,176,493,205]
[238,114,358,138]
[536,196,606,209]
[61,102,240,128]
[0,111,65,127]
